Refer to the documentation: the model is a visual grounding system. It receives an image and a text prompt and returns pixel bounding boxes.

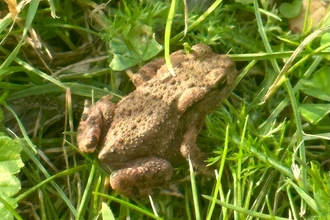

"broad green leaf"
[300,79,330,101]
[320,33,330,52]
[320,33,330,60]
[279,0,302,18]
[0,134,24,220]
[101,202,115,220]
[109,24,163,71]
[300,104,330,124]
[109,37,140,71]
[127,25,163,61]
[312,66,330,96]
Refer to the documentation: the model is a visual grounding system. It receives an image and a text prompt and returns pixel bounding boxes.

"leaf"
[300,104,330,124]
[279,0,302,18]
[109,24,163,71]
[300,79,330,102]
[321,33,330,49]
[109,37,142,71]
[0,134,24,220]
[299,62,330,124]
[128,25,163,61]
[101,203,115,220]
[320,33,330,61]
[312,66,330,95]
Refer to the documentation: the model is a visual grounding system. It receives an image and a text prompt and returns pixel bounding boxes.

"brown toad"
[77,44,237,198]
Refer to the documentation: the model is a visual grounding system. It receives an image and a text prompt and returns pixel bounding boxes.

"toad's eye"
[215,77,227,91]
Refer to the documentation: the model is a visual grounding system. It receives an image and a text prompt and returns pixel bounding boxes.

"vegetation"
[0,0,329,219]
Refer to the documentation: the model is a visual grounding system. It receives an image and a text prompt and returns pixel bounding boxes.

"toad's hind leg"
[128,48,186,86]
[127,57,165,86]
[77,96,116,153]
[110,157,173,198]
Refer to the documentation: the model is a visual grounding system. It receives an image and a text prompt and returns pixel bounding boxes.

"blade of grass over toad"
[164,0,176,76]
[3,103,77,217]
[170,0,223,43]
[183,0,188,36]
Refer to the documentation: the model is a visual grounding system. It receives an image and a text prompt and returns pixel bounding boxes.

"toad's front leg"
[77,96,116,153]
[180,125,214,176]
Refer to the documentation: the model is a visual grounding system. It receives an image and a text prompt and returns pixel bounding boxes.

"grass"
[0,0,330,219]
